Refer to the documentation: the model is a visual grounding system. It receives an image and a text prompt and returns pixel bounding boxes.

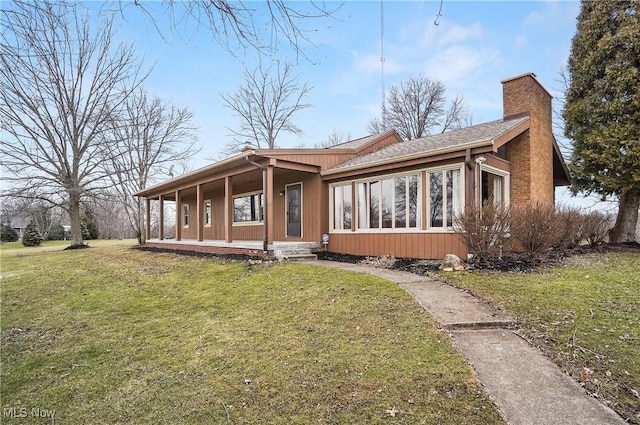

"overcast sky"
[106,1,609,210]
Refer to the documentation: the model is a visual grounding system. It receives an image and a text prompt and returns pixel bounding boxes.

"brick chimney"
[501,73,554,206]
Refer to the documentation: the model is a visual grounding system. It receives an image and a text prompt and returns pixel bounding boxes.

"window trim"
[425,164,465,233]
[330,169,424,234]
[232,190,263,226]
[479,164,510,206]
[329,182,353,233]
[204,199,212,227]
[182,203,190,228]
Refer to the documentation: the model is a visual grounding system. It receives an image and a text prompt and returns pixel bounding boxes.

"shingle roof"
[328,116,529,171]
[326,133,383,150]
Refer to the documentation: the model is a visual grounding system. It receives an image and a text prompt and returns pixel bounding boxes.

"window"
[350,172,421,231]
[233,192,263,223]
[182,204,190,228]
[332,184,352,230]
[428,167,463,229]
[481,166,509,206]
[204,200,212,227]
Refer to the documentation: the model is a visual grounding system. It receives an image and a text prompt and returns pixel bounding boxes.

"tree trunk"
[137,197,146,245]
[68,189,84,246]
[609,189,640,243]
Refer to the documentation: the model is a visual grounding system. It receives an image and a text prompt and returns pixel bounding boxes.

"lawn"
[441,251,640,424]
[1,241,503,424]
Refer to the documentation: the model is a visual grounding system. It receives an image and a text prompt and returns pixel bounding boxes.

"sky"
[106,0,610,210]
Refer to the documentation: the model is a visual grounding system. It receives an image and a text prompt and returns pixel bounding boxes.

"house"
[10,217,28,241]
[134,73,570,260]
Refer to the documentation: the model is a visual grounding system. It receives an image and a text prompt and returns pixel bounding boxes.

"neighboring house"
[10,217,28,241]
[134,73,570,260]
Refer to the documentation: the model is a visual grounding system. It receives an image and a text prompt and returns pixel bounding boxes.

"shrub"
[22,221,42,247]
[453,201,511,263]
[0,223,19,242]
[582,211,611,246]
[555,206,587,250]
[81,211,99,240]
[509,202,562,255]
[47,223,66,240]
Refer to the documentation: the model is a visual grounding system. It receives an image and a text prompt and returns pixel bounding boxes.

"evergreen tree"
[0,223,19,242]
[563,0,640,243]
[81,211,99,240]
[47,223,65,240]
[22,221,42,246]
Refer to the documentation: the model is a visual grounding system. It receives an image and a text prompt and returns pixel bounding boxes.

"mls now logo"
[3,407,27,418]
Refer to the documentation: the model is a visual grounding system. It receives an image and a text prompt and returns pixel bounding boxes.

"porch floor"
[146,239,320,251]
[144,239,321,259]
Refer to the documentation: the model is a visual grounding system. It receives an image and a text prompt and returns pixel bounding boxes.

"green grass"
[440,252,640,423]
[1,242,503,424]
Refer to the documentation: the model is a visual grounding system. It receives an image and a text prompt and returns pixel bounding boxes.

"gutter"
[133,150,256,197]
[321,139,492,177]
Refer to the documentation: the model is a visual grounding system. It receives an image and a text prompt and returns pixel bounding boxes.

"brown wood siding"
[232,225,263,240]
[272,171,325,243]
[327,232,467,260]
[484,154,511,173]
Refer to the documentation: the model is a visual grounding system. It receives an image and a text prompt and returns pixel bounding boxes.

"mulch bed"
[316,242,640,274]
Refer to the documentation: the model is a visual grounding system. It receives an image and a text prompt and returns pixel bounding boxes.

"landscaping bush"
[47,223,66,240]
[510,202,562,255]
[555,206,587,250]
[81,210,99,240]
[0,223,19,242]
[453,201,511,263]
[21,221,42,246]
[581,211,611,246]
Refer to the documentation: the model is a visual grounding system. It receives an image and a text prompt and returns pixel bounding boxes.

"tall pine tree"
[563,0,640,243]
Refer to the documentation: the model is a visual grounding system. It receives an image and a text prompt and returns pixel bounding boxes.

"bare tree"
[316,129,352,148]
[104,88,199,244]
[86,194,136,240]
[220,62,312,156]
[368,75,470,140]
[0,1,147,246]
[119,1,341,60]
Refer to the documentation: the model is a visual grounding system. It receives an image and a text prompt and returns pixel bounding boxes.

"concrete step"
[282,253,318,261]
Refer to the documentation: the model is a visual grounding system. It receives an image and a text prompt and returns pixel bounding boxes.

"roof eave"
[133,150,255,197]
[321,139,492,177]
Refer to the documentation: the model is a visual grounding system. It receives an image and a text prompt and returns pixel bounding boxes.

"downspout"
[465,148,475,206]
[246,157,269,252]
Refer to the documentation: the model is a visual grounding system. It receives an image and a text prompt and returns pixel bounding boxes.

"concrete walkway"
[310,261,626,425]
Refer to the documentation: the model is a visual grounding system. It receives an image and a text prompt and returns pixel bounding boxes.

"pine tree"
[22,221,42,247]
[0,223,19,242]
[81,211,99,240]
[563,0,640,243]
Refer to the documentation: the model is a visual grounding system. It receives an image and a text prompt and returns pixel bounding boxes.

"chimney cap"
[500,72,553,99]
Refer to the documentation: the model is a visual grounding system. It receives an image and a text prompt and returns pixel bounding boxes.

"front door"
[286,183,302,238]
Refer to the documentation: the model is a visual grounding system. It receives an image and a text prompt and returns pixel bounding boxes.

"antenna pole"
[381,0,386,127]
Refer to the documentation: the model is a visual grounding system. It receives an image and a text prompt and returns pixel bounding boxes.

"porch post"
[159,195,165,240]
[196,183,204,242]
[266,165,275,245]
[145,198,151,241]
[421,171,428,230]
[224,176,233,243]
[175,190,182,241]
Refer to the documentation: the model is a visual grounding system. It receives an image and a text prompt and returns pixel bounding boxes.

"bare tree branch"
[102,88,199,244]
[111,1,342,61]
[220,62,312,156]
[0,0,148,246]
[367,75,470,140]
[316,128,352,148]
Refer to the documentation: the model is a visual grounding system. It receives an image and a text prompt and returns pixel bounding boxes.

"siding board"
[328,232,466,260]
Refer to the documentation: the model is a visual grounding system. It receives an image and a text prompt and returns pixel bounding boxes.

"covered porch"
[135,150,327,259]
